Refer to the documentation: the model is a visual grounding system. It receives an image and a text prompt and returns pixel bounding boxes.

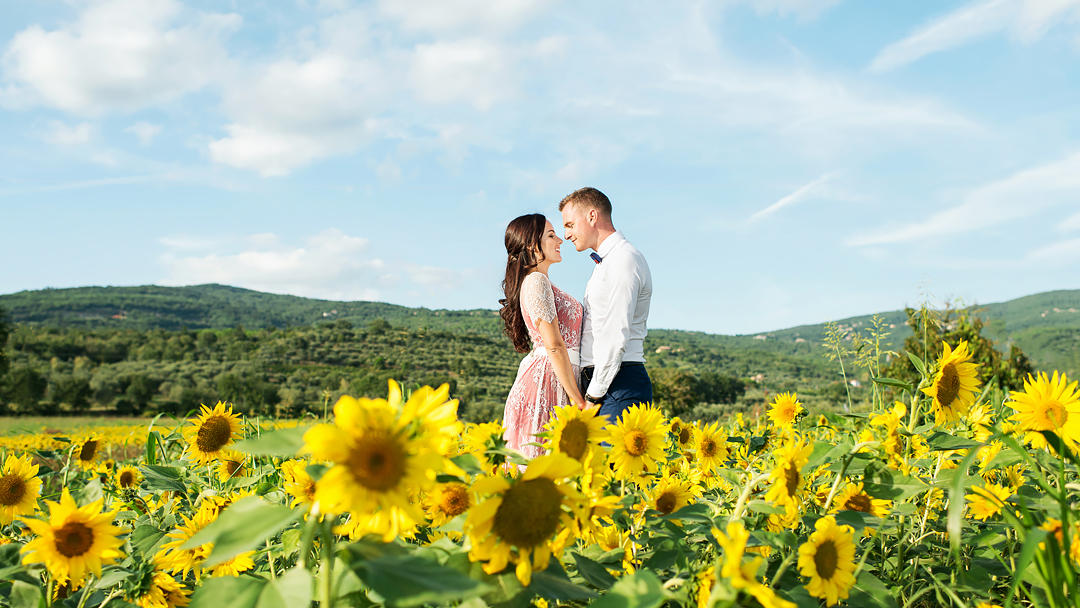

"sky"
[1,0,1079,335]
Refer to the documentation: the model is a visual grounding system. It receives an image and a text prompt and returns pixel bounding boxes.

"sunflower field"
[0,340,1078,608]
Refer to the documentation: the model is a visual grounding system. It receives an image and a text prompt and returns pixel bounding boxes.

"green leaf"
[140,465,186,493]
[1004,529,1049,608]
[589,570,668,608]
[187,569,312,608]
[571,552,616,589]
[947,448,981,556]
[906,351,927,377]
[663,502,713,524]
[145,431,159,466]
[450,453,484,475]
[232,426,310,458]
[863,466,928,501]
[258,566,313,608]
[130,525,166,556]
[354,552,490,607]
[849,572,898,608]
[181,497,302,568]
[872,376,913,393]
[9,580,43,608]
[527,563,595,601]
[926,431,982,451]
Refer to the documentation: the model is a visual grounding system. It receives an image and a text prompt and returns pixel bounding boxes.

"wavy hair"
[499,213,548,353]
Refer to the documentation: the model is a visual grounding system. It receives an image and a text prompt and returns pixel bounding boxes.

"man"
[559,187,653,421]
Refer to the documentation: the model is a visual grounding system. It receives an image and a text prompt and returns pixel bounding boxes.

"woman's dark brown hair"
[499,213,548,353]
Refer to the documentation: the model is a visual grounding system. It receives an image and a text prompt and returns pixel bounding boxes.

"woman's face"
[539,220,563,264]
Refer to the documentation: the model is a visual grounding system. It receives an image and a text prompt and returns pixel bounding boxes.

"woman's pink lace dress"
[502,272,584,459]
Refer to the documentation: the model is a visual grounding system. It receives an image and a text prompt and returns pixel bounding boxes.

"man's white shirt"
[580,231,652,400]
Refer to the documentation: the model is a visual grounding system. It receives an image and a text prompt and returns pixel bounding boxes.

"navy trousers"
[581,362,653,423]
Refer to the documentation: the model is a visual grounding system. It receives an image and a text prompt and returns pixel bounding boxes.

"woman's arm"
[535,318,587,408]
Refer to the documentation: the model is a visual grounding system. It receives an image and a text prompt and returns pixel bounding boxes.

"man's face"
[561,203,594,252]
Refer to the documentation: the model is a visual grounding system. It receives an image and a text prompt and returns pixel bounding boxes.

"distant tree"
[885,305,1035,392]
[5,366,47,413]
[368,318,391,335]
[0,307,9,384]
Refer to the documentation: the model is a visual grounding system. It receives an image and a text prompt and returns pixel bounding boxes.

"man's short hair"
[558,187,612,217]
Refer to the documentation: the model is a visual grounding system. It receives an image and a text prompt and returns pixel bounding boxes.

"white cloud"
[1061,211,1080,232]
[377,0,550,33]
[870,0,1080,72]
[159,228,468,301]
[1026,237,1080,264]
[733,0,843,20]
[747,172,835,223]
[848,151,1080,246]
[410,39,513,109]
[43,120,93,145]
[1,0,239,114]
[125,121,161,145]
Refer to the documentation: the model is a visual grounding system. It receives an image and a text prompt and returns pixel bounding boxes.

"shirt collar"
[596,231,625,259]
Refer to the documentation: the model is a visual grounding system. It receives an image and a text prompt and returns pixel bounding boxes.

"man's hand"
[586,400,601,410]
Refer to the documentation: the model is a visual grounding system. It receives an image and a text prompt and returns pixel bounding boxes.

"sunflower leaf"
[183,497,303,568]
[590,570,668,608]
[946,448,981,556]
[871,376,914,394]
[139,465,186,493]
[571,552,617,589]
[352,553,491,607]
[926,431,983,451]
[905,351,927,378]
[232,426,310,458]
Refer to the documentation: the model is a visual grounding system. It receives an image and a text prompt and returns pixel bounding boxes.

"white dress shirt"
[580,231,652,400]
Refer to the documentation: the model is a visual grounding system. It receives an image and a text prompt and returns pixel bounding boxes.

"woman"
[499,214,586,459]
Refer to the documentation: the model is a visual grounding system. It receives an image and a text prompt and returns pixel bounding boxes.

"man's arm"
[585,256,640,401]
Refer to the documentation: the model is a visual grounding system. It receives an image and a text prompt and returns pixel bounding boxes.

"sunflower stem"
[75,575,94,608]
[267,538,276,580]
[822,441,877,513]
[319,518,335,608]
[768,549,797,587]
[729,472,770,522]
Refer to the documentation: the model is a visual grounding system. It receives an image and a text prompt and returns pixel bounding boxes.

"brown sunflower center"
[347,433,407,491]
[225,460,244,477]
[624,430,649,456]
[813,539,838,579]
[783,464,801,498]
[701,438,718,458]
[844,493,872,513]
[492,477,562,548]
[55,521,94,557]
[678,427,691,445]
[303,480,316,500]
[655,491,677,514]
[558,419,590,461]
[438,485,470,517]
[936,362,961,408]
[78,440,98,462]
[118,470,136,488]
[0,474,27,506]
[196,415,233,453]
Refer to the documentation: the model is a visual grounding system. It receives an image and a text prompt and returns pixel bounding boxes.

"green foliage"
[885,305,1035,392]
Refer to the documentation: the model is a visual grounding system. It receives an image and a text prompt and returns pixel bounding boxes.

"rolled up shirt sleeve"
[585,255,641,400]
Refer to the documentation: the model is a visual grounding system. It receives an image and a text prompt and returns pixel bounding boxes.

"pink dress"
[502,272,584,459]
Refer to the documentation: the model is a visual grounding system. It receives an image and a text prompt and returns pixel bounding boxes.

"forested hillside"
[0,284,1076,421]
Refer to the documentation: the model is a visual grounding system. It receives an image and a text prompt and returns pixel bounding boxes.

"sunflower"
[393,380,463,456]
[830,482,891,518]
[604,403,669,481]
[695,565,717,608]
[154,503,255,579]
[1006,371,1080,449]
[336,505,421,542]
[714,520,796,608]
[768,392,803,428]
[922,341,981,426]
[20,489,125,584]
[116,465,143,491]
[76,438,100,468]
[303,395,442,528]
[545,404,609,464]
[128,570,191,608]
[694,421,730,472]
[966,483,1012,521]
[764,437,813,516]
[183,402,243,466]
[797,516,857,606]
[670,417,695,451]
[0,453,42,524]
[215,453,247,482]
[423,482,472,527]
[466,453,582,586]
[280,460,316,508]
[642,472,698,518]
[463,422,507,471]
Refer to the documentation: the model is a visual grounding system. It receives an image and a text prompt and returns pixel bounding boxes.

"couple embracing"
[498,187,653,459]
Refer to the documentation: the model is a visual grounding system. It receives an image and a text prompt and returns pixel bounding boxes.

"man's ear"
[587,208,598,225]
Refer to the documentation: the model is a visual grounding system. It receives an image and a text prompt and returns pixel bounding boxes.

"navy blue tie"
[590,252,602,264]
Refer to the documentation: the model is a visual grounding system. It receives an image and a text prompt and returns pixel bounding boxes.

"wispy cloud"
[1061,211,1080,232]
[847,151,1080,247]
[1026,237,1080,265]
[42,120,93,145]
[870,0,1080,72]
[747,172,835,223]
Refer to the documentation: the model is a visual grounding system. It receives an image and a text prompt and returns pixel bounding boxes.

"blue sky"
[1,0,1078,335]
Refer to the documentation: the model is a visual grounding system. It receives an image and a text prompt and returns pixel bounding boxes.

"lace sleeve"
[519,272,557,324]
